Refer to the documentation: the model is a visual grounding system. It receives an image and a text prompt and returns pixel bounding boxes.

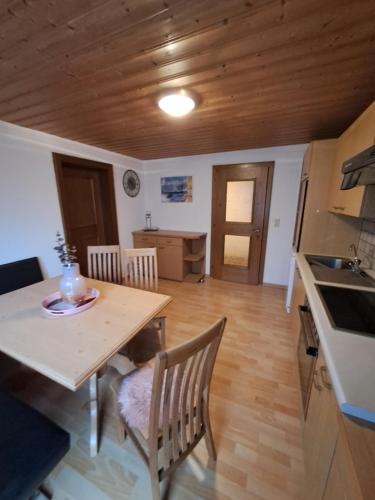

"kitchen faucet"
[348,243,361,272]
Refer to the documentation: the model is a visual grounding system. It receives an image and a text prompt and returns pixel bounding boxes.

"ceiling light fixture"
[157,89,196,117]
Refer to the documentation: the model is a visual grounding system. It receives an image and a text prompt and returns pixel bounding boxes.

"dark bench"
[0,257,43,295]
[0,390,70,500]
[0,257,45,385]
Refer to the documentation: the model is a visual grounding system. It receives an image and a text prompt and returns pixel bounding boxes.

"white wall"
[0,120,305,285]
[143,146,305,285]
[0,121,144,278]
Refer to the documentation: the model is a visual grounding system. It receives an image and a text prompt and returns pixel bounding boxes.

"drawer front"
[156,236,183,247]
[133,235,156,247]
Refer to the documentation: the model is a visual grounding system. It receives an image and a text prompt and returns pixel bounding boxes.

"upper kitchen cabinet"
[298,140,337,253]
[329,102,375,217]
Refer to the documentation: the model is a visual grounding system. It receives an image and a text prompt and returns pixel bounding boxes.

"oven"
[297,298,319,418]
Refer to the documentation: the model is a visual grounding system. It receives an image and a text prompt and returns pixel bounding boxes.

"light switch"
[274,218,280,228]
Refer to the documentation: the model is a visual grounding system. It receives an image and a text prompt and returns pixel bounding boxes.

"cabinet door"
[329,103,375,217]
[157,244,183,281]
[300,140,337,254]
[323,431,363,500]
[304,351,339,500]
[301,143,313,178]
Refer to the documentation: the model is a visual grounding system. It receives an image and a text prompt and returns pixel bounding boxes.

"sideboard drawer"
[133,235,156,247]
[156,236,183,247]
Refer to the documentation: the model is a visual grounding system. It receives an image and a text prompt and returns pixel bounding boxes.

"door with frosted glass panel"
[210,163,273,284]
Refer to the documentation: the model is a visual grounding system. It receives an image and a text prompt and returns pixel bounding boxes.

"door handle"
[253,229,261,237]
[313,370,322,391]
[298,305,318,357]
[320,366,332,389]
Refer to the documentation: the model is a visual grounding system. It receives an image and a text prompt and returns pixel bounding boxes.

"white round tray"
[41,288,100,317]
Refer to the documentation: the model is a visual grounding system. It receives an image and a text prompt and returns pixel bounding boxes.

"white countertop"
[297,253,375,423]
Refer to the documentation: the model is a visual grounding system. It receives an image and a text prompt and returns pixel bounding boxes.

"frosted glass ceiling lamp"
[158,89,196,117]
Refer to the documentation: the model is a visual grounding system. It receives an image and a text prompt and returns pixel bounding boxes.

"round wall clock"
[122,169,140,197]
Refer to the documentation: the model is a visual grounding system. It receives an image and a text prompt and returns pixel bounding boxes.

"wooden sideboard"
[132,230,207,282]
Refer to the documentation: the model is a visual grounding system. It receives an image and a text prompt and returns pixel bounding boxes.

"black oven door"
[297,304,319,417]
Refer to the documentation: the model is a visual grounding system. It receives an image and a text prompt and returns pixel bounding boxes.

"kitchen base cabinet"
[295,258,375,500]
[323,429,362,500]
[303,352,374,500]
[303,351,339,500]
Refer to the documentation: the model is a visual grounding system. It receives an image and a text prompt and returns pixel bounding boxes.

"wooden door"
[54,154,119,276]
[211,163,273,284]
[303,351,339,500]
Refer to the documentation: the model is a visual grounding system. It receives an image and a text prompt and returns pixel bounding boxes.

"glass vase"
[59,263,87,304]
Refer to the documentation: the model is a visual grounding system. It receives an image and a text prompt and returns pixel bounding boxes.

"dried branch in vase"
[53,231,77,265]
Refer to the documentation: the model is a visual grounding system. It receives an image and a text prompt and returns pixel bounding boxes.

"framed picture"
[161,176,192,203]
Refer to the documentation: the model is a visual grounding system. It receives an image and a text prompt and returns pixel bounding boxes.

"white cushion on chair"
[118,363,154,432]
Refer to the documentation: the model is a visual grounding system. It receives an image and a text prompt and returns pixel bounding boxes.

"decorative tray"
[42,288,100,317]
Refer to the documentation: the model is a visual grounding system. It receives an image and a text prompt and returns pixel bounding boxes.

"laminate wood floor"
[0,278,305,500]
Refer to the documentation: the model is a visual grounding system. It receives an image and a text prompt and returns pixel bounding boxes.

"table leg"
[89,372,99,457]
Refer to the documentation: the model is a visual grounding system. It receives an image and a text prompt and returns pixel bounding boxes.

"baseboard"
[261,282,287,290]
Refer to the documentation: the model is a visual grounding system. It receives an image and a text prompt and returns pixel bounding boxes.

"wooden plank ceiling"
[0,0,374,159]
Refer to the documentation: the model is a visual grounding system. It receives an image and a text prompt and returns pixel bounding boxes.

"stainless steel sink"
[306,254,375,288]
[307,255,351,270]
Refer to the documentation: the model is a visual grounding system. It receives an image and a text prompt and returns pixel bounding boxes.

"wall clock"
[123,169,140,197]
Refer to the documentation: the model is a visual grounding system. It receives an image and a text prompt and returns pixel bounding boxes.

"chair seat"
[118,325,162,366]
[118,362,154,434]
[117,361,180,440]
[0,390,70,500]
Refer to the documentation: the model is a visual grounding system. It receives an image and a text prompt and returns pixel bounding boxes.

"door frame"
[53,153,119,246]
[210,162,274,284]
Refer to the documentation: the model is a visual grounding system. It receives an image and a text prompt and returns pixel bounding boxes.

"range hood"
[341,144,375,190]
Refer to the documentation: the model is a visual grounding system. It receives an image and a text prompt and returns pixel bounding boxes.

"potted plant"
[54,232,86,304]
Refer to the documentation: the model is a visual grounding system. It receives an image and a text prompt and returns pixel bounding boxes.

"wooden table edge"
[0,295,172,392]
[73,294,172,389]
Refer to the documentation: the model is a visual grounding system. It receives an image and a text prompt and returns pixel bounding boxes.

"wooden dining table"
[0,276,171,457]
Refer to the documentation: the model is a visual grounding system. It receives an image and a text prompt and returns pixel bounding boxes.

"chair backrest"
[87,245,121,283]
[0,257,43,295]
[123,248,158,291]
[148,317,226,479]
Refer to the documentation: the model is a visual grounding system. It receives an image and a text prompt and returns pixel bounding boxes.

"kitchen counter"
[297,253,375,423]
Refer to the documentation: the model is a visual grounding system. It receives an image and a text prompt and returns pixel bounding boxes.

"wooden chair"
[123,247,158,291]
[87,245,121,284]
[122,247,165,352]
[110,317,227,500]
